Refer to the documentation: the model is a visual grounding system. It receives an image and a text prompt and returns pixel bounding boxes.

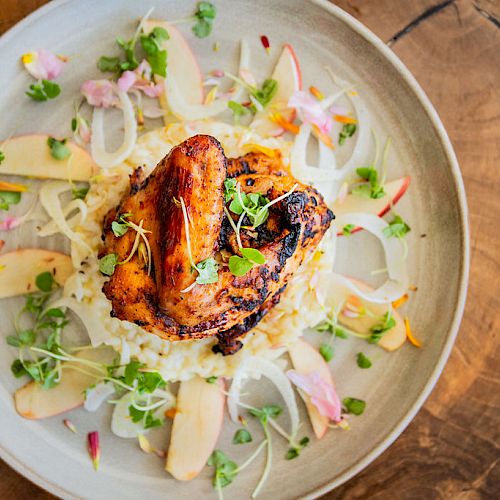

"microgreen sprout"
[369,311,396,343]
[26,79,60,101]
[47,136,72,161]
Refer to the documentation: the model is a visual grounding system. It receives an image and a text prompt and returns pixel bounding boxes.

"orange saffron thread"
[392,294,409,309]
[333,115,358,125]
[405,317,422,347]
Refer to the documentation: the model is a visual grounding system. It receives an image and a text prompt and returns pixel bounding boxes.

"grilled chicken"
[101,135,333,354]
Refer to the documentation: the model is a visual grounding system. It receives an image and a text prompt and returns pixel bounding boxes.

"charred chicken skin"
[101,135,334,354]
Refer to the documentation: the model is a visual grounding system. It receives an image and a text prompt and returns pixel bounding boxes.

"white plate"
[0,0,469,498]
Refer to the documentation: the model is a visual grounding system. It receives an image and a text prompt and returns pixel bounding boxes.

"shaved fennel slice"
[38,198,88,237]
[331,79,371,183]
[228,356,299,438]
[290,124,338,184]
[50,297,111,346]
[91,89,137,168]
[328,213,409,303]
[84,382,115,412]
[164,40,249,120]
[38,182,92,263]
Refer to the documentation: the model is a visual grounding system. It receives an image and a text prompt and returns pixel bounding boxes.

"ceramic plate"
[0,0,468,498]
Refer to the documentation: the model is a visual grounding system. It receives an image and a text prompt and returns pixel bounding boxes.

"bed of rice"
[60,121,334,381]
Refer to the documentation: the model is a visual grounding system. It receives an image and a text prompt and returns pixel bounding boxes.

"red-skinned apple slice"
[0,135,98,181]
[142,19,203,117]
[333,176,410,234]
[14,349,110,419]
[288,339,333,439]
[338,277,407,351]
[0,249,73,299]
[251,44,302,136]
[166,376,225,481]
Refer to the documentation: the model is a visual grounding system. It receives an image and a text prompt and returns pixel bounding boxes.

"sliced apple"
[14,349,109,419]
[338,278,407,351]
[251,44,302,136]
[0,135,98,181]
[289,339,333,439]
[333,176,410,234]
[142,19,204,118]
[166,376,225,481]
[0,249,73,299]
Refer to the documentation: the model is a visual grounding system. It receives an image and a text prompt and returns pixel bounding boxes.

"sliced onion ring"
[91,88,137,168]
[228,356,299,438]
[325,212,409,303]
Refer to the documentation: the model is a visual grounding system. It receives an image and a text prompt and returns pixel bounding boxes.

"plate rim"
[0,0,470,498]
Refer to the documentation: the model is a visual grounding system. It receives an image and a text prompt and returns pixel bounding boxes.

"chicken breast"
[100,135,333,353]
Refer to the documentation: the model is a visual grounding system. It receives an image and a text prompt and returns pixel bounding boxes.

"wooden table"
[1,0,499,498]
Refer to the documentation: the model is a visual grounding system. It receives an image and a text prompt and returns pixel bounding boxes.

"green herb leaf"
[343,397,366,415]
[208,450,238,488]
[192,2,217,38]
[195,257,219,285]
[353,166,385,199]
[286,436,309,460]
[338,123,357,145]
[47,137,72,161]
[382,215,411,238]
[228,100,248,123]
[124,359,143,386]
[11,359,28,378]
[6,335,21,347]
[72,185,89,200]
[315,321,348,339]
[26,80,61,101]
[249,404,282,424]
[240,247,266,265]
[369,312,396,343]
[19,329,37,346]
[233,428,252,444]
[223,178,238,202]
[35,271,54,292]
[319,343,334,362]
[111,221,129,237]
[97,55,121,73]
[356,352,372,369]
[206,376,218,384]
[0,151,5,164]
[98,253,119,276]
[252,79,278,109]
[342,224,355,236]
[228,255,254,277]
[146,48,167,78]
[0,190,21,211]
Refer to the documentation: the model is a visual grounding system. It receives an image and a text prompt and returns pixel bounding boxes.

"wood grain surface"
[0,0,499,498]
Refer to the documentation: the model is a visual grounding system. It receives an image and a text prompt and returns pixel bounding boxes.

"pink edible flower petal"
[136,80,164,98]
[21,49,65,80]
[0,216,22,231]
[81,80,118,108]
[63,419,77,433]
[117,71,137,93]
[87,431,100,471]
[287,369,342,422]
[288,91,333,135]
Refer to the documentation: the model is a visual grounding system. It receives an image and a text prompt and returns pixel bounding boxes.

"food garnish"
[192,2,217,38]
[87,431,101,470]
[383,214,411,238]
[260,35,270,53]
[342,397,366,416]
[26,80,60,101]
[47,137,72,161]
[233,428,252,445]
[404,317,422,347]
[63,419,77,433]
[338,123,357,145]
[369,312,396,344]
[22,49,65,80]
[356,352,372,369]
